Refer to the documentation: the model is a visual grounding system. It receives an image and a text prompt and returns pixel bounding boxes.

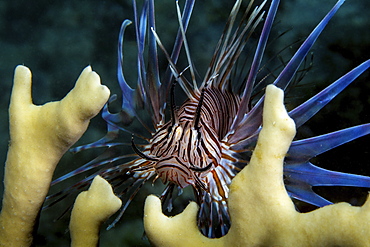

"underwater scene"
[0,0,369,246]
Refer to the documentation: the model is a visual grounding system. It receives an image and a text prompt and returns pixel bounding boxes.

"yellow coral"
[0,65,110,246]
[144,85,370,246]
[70,175,122,247]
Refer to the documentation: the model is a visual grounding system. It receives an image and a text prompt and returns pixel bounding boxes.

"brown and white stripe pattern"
[149,85,240,187]
[139,84,241,236]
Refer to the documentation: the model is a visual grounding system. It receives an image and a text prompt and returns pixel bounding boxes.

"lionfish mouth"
[47,0,370,239]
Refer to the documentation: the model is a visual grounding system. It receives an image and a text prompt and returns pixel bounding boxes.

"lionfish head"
[46,0,370,239]
[136,82,240,191]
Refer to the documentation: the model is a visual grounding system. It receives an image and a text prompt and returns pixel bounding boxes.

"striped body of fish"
[47,0,370,238]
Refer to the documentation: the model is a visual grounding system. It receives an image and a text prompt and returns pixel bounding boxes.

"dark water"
[0,0,369,246]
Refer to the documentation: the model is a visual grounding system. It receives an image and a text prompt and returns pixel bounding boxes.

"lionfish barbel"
[47,0,370,238]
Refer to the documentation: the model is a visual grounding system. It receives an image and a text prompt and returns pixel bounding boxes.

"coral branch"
[69,175,122,247]
[0,65,110,246]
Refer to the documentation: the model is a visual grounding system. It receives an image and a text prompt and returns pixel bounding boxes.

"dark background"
[0,0,369,246]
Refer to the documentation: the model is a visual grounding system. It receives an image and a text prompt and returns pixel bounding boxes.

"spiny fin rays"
[290,59,370,128]
[151,27,197,100]
[228,58,369,149]
[147,0,162,125]
[232,0,279,130]
[176,0,197,90]
[285,161,370,207]
[289,124,370,163]
[117,20,136,118]
[228,0,345,144]
[203,0,243,86]
[204,0,267,91]
[159,0,195,110]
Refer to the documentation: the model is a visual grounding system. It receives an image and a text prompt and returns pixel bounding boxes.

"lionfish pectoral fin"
[285,124,370,206]
[273,0,345,90]
[70,96,124,154]
[285,161,370,207]
[146,0,161,120]
[286,161,370,189]
[51,149,119,186]
[45,172,97,211]
[134,0,165,125]
[197,192,230,238]
[117,2,162,127]
[229,0,346,144]
[290,59,370,128]
[159,183,176,212]
[230,57,369,151]
[117,20,136,118]
[288,124,370,161]
[106,169,155,230]
[285,181,332,207]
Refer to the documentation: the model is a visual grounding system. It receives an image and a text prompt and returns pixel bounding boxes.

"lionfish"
[47,0,370,238]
